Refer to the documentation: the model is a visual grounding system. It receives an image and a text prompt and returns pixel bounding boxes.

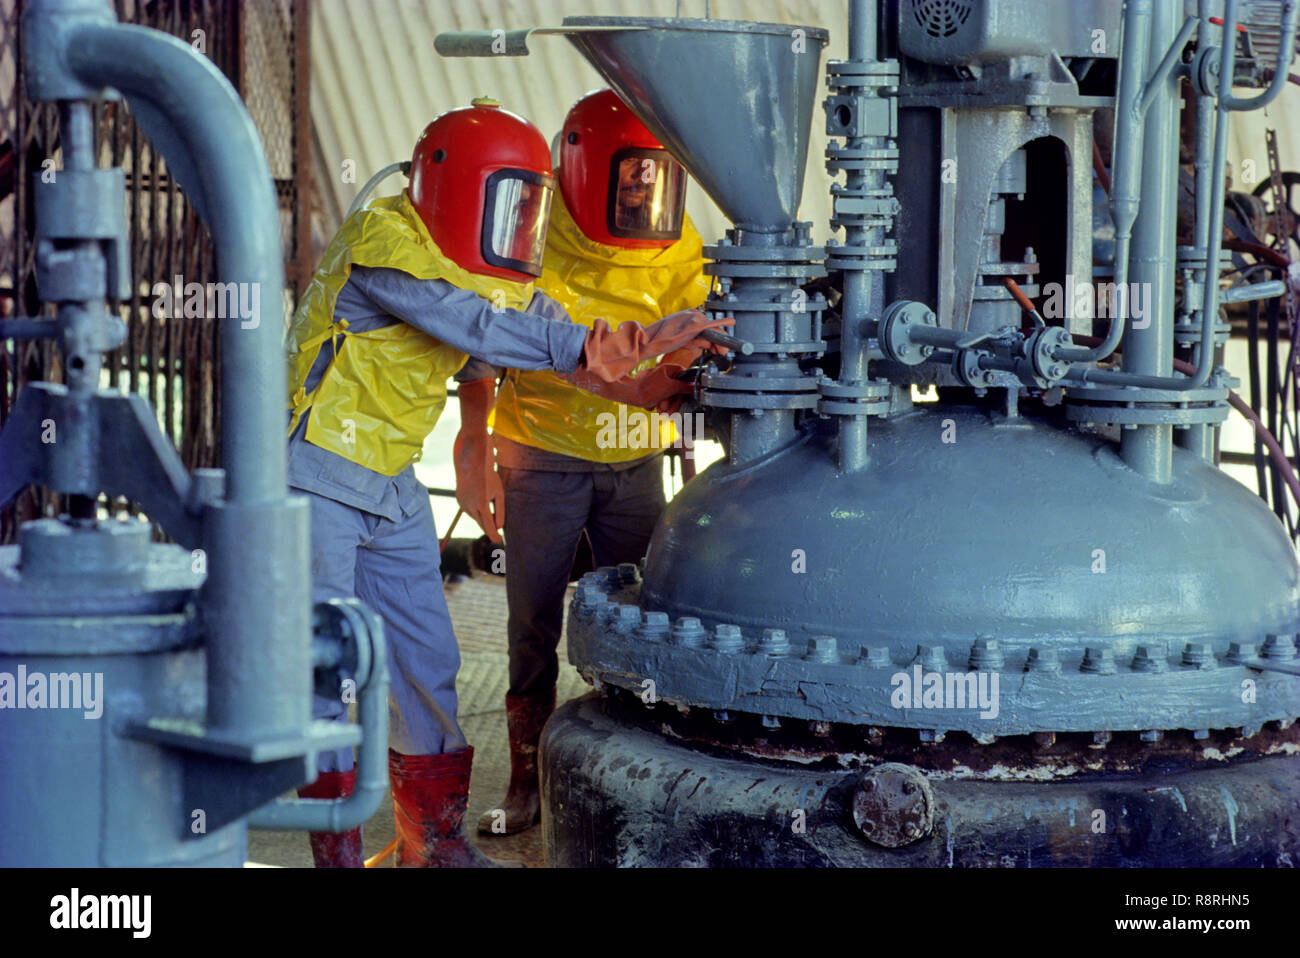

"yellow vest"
[287,191,534,476]
[490,192,709,462]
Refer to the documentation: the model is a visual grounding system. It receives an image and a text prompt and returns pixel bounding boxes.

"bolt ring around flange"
[851,762,935,848]
[879,299,937,366]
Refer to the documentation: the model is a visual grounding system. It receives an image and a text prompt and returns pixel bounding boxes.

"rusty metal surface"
[634,696,1294,779]
[851,763,934,847]
[541,694,1300,867]
[604,684,1300,781]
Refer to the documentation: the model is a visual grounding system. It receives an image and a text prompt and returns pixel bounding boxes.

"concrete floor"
[246,573,588,868]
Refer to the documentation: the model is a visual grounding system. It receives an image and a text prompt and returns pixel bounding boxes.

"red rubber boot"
[389,747,515,867]
[297,769,364,868]
[477,687,555,835]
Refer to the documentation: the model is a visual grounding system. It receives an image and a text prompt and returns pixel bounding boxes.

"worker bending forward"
[285,99,725,867]
[455,90,710,836]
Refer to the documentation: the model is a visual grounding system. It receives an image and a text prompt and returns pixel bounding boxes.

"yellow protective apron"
[490,190,709,462]
[287,191,534,476]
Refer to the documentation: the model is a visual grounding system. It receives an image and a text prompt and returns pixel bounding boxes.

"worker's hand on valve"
[578,309,735,383]
[560,339,728,411]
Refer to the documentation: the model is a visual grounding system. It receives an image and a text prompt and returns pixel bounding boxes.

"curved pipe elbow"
[64,21,287,506]
[1221,0,1299,111]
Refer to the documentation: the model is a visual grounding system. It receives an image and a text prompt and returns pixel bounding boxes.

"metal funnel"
[562,16,828,231]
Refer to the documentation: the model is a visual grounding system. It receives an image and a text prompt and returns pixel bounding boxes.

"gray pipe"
[849,0,873,57]
[55,101,106,400]
[1054,0,1154,364]
[1061,0,1292,393]
[1221,0,1299,110]
[248,622,389,832]
[1120,0,1181,482]
[1180,0,1295,387]
[65,21,311,740]
[66,23,287,506]
[1221,279,1287,302]
[1178,0,1220,460]
[1138,15,1198,114]
[836,0,877,473]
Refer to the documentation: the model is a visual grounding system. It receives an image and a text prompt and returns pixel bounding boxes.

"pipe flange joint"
[1027,326,1073,383]
[879,299,937,366]
[1064,382,1231,427]
[826,59,900,83]
[817,379,890,418]
[825,241,898,273]
[953,349,998,388]
[1191,45,1221,97]
[851,763,934,848]
[1173,316,1230,349]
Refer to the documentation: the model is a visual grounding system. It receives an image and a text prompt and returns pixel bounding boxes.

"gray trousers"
[500,456,666,696]
[300,488,467,772]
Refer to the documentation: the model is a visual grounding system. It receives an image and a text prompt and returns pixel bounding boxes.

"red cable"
[1170,356,1300,508]
[1223,239,1290,269]
[1091,138,1112,196]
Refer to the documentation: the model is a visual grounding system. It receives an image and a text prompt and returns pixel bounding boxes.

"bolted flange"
[851,763,934,848]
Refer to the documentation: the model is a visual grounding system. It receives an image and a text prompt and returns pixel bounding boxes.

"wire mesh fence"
[0,0,311,542]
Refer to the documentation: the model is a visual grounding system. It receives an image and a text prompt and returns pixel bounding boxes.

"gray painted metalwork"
[561,16,829,232]
[555,17,838,466]
[527,0,1300,867]
[825,0,897,471]
[526,16,841,466]
[0,0,385,867]
[566,409,1300,735]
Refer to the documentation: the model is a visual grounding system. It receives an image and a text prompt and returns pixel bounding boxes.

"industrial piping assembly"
[440,0,1300,867]
[0,0,387,867]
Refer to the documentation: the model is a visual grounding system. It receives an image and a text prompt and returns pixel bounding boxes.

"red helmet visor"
[606,148,687,242]
[482,169,555,277]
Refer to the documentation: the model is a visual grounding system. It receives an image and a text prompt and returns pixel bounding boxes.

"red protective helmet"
[409,98,555,282]
[558,89,688,249]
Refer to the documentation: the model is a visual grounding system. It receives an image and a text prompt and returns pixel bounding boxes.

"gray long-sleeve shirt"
[287,265,588,520]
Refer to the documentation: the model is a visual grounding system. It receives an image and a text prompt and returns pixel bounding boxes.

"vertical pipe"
[59,101,93,171]
[1054,0,1152,363]
[69,25,287,507]
[68,23,310,740]
[1120,0,1179,482]
[837,0,877,472]
[1178,0,1219,460]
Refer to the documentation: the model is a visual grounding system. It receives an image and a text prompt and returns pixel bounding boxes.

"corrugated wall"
[310,0,1300,253]
[310,0,848,250]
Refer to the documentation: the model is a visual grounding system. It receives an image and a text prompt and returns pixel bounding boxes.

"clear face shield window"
[482,169,555,277]
[606,148,687,242]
